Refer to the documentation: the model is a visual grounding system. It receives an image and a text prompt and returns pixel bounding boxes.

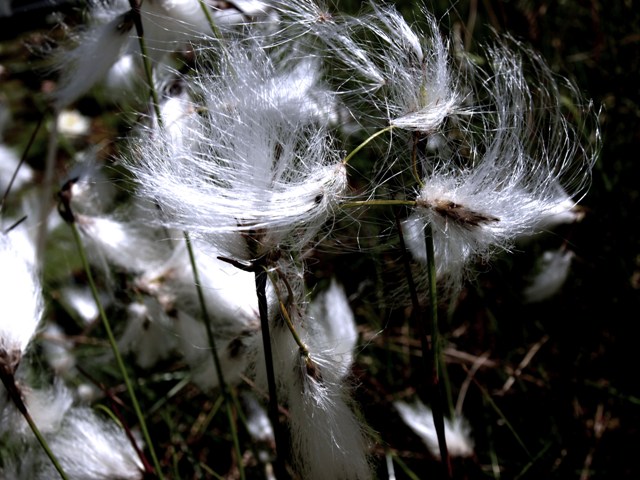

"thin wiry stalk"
[0,373,69,480]
[128,0,162,127]
[130,11,245,475]
[411,134,424,188]
[197,0,223,41]
[183,231,246,480]
[254,265,287,479]
[475,378,531,458]
[514,443,553,480]
[36,112,58,266]
[268,270,309,357]
[1,114,43,213]
[423,223,453,478]
[396,209,451,477]
[67,221,164,479]
[342,125,395,165]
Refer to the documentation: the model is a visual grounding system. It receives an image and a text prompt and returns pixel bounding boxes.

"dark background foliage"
[1,1,638,479]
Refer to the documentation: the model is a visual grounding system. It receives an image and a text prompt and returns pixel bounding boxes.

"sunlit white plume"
[402,39,598,294]
[118,298,178,369]
[251,278,370,480]
[0,381,73,438]
[127,38,348,261]
[38,408,144,480]
[0,231,43,371]
[175,310,259,391]
[51,0,275,108]
[359,3,462,130]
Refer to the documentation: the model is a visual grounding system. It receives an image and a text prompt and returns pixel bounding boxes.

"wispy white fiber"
[77,213,172,275]
[136,238,260,329]
[0,381,74,437]
[41,323,76,375]
[118,298,178,369]
[52,0,276,108]
[360,3,463,131]
[402,39,598,294]
[523,248,575,303]
[174,311,258,391]
[127,39,348,260]
[58,285,104,324]
[250,279,370,480]
[0,232,42,368]
[307,279,359,379]
[395,399,474,458]
[39,407,144,480]
[51,3,132,108]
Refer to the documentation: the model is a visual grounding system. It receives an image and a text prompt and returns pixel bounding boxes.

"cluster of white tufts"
[0,0,599,478]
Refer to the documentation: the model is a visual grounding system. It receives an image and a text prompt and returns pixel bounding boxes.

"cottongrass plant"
[125,38,348,259]
[0,0,601,477]
[400,39,598,297]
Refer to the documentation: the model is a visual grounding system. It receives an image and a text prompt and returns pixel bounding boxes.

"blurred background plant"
[0,0,638,479]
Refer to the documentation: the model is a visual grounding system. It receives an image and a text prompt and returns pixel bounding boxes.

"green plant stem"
[342,125,395,165]
[129,0,163,127]
[37,112,58,266]
[68,222,164,479]
[183,231,245,480]
[411,133,425,188]
[197,0,224,40]
[0,372,69,480]
[423,223,452,478]
[267,271,309,357]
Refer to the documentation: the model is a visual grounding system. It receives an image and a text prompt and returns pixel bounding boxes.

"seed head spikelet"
[127,38,348,260]
[402,37,598,295]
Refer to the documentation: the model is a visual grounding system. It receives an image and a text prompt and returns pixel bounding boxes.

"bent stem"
[267,270,309,358]
[0,370,69,480]
[67,221,164,479]
[342,125,395,165]
[183,231,245,480]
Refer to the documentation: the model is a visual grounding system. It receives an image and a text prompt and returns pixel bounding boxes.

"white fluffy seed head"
[402,36,598,295]
[0,232,43,368]
[118,298,178,369]
[127,39,348,260]
[40,407,144,480]
[249,276,370,480]
[51,5,133,109]
[0,381,74,438]
[307,279,359,379]
[174,311,258,391]
[395,400,474,458]
[363,3,463,131]
[523,248,575,303]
